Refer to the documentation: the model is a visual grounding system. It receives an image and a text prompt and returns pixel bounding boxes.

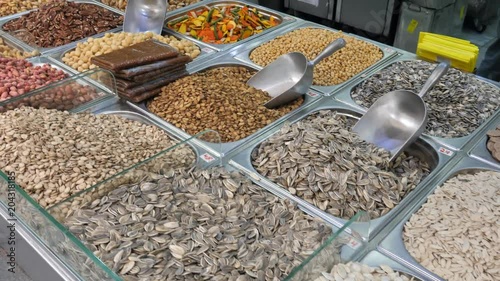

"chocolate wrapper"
[114,55,192,78]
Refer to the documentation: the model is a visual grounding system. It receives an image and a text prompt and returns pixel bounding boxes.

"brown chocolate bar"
[114,55,192,79]
[115,65,187,88]
[117,70,188,103]
[116,68,188,94]
[90,40,180,71]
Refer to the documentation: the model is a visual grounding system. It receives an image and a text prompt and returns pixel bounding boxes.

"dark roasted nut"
[3,1,123,48]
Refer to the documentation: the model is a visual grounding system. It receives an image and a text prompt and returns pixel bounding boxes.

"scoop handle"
[417,62,450,98]
[309,38,346,66]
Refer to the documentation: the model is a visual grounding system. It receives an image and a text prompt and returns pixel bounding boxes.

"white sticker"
[298,0,319,7]
[202,47,215,54]
[307,91,319,98]
[200,153,216,163]
[384,47,394,54]
[438,147,454,157]
[346,237,362,250]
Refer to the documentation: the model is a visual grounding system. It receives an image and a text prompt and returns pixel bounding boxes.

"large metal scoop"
[247,38,346,109]
[123,0,167,34]
[352,62,450,161]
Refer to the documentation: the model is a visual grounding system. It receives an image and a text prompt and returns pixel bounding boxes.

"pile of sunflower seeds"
[351,60,500,138]
[61,167,332,280]
[252,110,430,219]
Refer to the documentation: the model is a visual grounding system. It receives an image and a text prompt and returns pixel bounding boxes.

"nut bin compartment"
[228,96,453,238]
[469,115,500,169]
[0,95,208,210]
[0,33,39,58]
[284,212,424,281]
[126,58,321,156]
[45,145,337,280]
[164,0,296,51]
[233,21,398,95]
[337,56,500,151]
[0,67,115,113]
[0,0,124,55]
[379,157,500,281]
[52,29,216,75]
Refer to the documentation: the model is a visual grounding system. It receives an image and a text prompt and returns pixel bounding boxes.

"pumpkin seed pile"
[62,167,331,280]
[351,60,500,138]
[252,110,430,219]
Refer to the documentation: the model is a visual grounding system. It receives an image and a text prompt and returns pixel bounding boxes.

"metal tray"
[94,0,203,13]
[469,114,500,169]
[0,58,114,113]
[164,0,296,52]
[232,20,399,95]
[378,157,500,281]
[49,28,217,75]
[126,58,323,157]
[0,0,124,55]
[0,32,39,58]
[333,53,500,152]
[227,96,455,239]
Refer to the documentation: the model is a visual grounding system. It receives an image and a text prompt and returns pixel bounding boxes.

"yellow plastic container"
[416,32,478,72]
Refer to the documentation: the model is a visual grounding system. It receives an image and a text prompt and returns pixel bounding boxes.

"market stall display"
[403,171,500,281]
[0,107,195,208]
[486,125,500,161]
[2,1,123,48]
[56,166,331,280]
[351,60,500,138]
[0,0,52,17]
[0,57,67,101]
[61,32,201,72]
[0,37,39,58]
[99,0,201,11]
[147,66,303,142]
[249,28,383,86]
[252,110,431,219]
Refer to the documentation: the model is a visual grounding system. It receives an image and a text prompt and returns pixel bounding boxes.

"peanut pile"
[0,0,52,17]
[148,67,303,142]
[0,37,40,59]
[0,107,190,208]
[62,32,201,72]
[0,57,67,101]
[250,28,383,86]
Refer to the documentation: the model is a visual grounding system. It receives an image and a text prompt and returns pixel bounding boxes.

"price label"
[307,91,319,98]
[346,237,362,250]
[200,153,216,163]
[202,47,215,54]
[438,147,454,157]
[407,19,419,34]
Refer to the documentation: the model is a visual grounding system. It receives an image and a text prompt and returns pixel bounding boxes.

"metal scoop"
[352,62,450,161]
[247,38,346,109]
[123,0,167,34]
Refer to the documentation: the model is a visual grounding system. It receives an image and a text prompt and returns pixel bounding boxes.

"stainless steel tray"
[0,0,124,55]
[227,96,455,239]
[48,28,217,75]
[232,20,399,95]
[0,32,39,58]
[94,0,203,13]
[469,114,500,169]
[126,58,323,157]
[332,53,500,152]
[164,0,297,52]
[378,157,500,281]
